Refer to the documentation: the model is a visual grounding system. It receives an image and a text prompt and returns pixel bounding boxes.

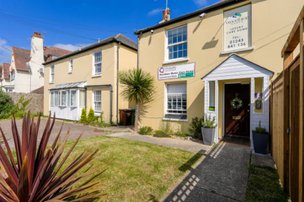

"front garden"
[65,136,198,201]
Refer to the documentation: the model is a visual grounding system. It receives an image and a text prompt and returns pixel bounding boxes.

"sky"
[0,0,220,63]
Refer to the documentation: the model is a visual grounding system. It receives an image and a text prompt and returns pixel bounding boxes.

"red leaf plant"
[0,113,100,201]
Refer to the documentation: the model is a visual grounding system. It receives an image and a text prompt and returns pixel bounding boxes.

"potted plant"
[201,114,216,145]
[252,121,269,154]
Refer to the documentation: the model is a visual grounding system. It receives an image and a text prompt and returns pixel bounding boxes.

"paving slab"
[164,140,250,202]
[107,132,212,153]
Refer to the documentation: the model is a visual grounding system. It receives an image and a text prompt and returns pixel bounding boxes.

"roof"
[44,47,71,62]
[31,86,44,94]
[44,34,138,65]
[50,81,87,90]
[201,54,274,80]
[135,0,244,35]
[12,46,70,72]
[0,63,10,80]
[12,47,31,72]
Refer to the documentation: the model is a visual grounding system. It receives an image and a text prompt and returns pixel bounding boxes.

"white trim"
[92,51,102,76]
[164,24,188,62]
[250,77,255,151]
[215,80,219,143]
[93,90,102,114]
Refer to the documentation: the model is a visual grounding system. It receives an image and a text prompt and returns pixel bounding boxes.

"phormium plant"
[0,113,100,201]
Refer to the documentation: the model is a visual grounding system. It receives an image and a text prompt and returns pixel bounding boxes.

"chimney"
[162,8,170,22]
[30,32,44,71]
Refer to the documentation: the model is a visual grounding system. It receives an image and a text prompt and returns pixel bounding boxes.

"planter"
[252,131,269,154]
[201,127,215,145]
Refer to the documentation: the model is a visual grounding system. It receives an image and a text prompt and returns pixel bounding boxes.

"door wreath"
[230,95,243,110]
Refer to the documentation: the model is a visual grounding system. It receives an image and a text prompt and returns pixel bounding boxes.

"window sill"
[163,58,189,65]
[162,117,188,122]
[92,74,101,78]
[220,47,254,55]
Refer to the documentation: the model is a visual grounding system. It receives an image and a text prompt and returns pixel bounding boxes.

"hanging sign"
[158,63,195,80]
[223,4,251,52]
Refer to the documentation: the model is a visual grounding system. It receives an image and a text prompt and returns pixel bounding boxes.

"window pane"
[167,26,187,60]
[94,91,101,112]
[71,91,77,106]
[166,83,187,115]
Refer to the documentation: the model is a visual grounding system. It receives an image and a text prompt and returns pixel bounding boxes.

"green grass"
[65,136,199,202]
[245,165,288,202]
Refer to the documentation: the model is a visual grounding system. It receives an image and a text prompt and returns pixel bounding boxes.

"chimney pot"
[33,32,42,38]
[163,8,171,22]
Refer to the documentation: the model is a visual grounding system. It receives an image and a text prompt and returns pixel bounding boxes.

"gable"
[202,54,273,81]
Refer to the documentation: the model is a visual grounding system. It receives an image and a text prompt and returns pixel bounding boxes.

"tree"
[119,68,155,131]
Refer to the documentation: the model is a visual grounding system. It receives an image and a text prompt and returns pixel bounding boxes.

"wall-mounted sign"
[158,63,195,80]
[223,4,251,52]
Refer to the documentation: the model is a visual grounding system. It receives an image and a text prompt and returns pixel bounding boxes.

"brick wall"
[8,92,43,113]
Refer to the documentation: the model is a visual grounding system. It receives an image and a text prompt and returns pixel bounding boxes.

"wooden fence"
[270,7,304,202]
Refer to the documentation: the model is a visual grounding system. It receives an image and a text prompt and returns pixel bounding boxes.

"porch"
[202,54,273,151]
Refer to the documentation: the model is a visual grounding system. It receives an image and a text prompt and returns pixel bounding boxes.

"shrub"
[87,108,97,124]
[189,117,203,139]
[80,108,87,124]
[153,130,171,138]
[0,112,100,201]
[0,90,15,119]
[138,126,153,135]
[174,131,189,138]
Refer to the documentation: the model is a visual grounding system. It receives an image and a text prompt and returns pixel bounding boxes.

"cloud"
[0,38,12,63]
[52,43,87,51]
[148,8,163,16]
[193,0,209,7]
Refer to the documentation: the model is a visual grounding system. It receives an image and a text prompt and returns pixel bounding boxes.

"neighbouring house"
[43,34,137,123]
[135,0,303,150]
[6,32,70,93]
[0,63,13,92]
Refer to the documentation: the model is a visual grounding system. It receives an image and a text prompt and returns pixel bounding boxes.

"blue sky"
[0,0,220,63]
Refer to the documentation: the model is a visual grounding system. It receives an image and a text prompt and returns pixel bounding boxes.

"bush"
[138,126,153,135]
[153,130,171,138]
[87,108,97,124]
[80,108,87,124]
[189,117,203,139]
[0,90,14,119]
[174,131,189,138]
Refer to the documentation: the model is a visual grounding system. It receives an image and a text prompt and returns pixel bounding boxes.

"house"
[135,0,303,149]
[6,32,70,93]
[43,34,137,123]
[0,63,13,92]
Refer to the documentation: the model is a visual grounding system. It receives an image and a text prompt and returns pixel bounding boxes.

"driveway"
[0,118,128,144]
[163,139,250,202]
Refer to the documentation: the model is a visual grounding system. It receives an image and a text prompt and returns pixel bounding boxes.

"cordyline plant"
[0,113,100,201]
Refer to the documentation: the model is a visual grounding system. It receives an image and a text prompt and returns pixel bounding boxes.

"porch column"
[215,80,219,143]
[250,77,255,152]
[204,80,209,113]
[263,76,270,132]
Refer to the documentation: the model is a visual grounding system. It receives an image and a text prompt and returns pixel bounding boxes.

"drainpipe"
[116,42,120,125]
[137,34,140,69]
[110,85,113,124]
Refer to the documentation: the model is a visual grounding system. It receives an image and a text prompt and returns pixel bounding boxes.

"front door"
[224,83,250,137]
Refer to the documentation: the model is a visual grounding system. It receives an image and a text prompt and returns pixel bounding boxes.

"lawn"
[65,136,199,202]
[245,165,288,202]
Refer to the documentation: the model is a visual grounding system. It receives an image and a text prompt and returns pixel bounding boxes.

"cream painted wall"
[44,43,137,124]
[137,0,303,131]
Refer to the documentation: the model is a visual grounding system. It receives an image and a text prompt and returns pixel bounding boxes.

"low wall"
[8,92,43,113]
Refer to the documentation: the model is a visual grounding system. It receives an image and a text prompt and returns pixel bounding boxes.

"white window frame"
[92,51,102,76]
[70,90,77,107]
[165,25,188,62]
[50,65,54,83]
[209,81,215,112]
[10,70,15,81]
[60,90,68,107]
[165,83,187,116]
[93,90,102,113]
[68,59,73,73]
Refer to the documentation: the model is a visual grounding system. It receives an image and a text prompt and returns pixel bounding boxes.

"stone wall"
[8,92,43,113]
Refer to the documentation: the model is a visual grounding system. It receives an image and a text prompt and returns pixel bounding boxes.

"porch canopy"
[201,54,273,148]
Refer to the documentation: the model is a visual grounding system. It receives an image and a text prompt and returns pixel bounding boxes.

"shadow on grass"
[178,150,204,172]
